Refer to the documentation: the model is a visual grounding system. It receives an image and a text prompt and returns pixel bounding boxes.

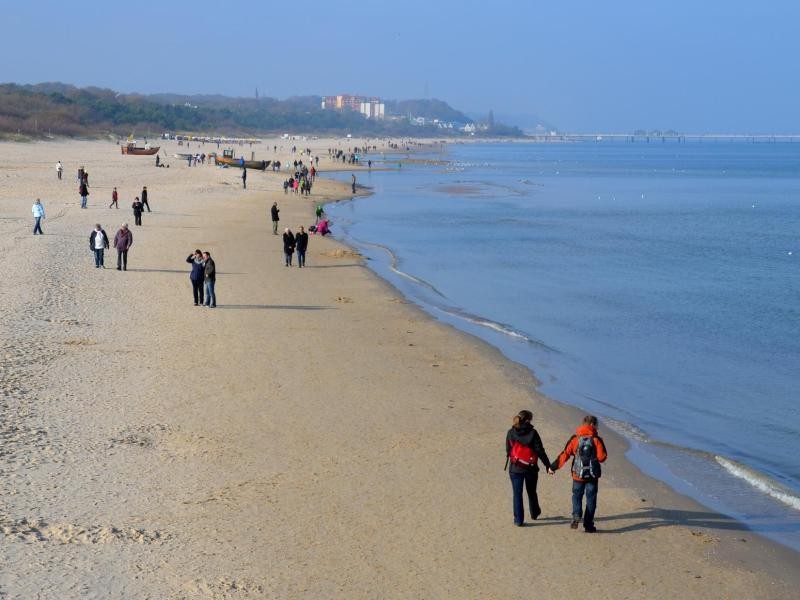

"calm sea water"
[325,141,800,550]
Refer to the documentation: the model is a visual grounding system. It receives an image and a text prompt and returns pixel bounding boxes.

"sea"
[323,141,800,552]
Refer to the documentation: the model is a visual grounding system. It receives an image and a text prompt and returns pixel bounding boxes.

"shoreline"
[324,168,800,572]
[0,138,797,597]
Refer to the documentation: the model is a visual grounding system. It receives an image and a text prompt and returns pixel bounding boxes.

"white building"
[359,100,385,119]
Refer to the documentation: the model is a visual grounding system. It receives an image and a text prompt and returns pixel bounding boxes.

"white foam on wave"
[715,456,800,511]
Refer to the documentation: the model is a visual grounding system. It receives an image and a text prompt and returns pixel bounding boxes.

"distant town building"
[360,100,385,119]
[322,94,385,119]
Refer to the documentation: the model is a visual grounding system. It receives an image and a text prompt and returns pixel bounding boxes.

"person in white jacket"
[32,198,45,235]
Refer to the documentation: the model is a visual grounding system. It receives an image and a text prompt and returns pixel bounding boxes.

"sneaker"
[570,519,580,529]
[117,267,121,271]
[514,522,524,527]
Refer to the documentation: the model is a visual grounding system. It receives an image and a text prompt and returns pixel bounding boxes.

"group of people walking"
[506,412,608,531]
[86,222,133,270]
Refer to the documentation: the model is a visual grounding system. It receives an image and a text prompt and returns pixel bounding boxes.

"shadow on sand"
[533,507,761,535]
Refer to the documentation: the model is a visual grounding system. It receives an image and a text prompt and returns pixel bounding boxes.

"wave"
[355,240,446,298]
[715,456,800,512]
[430,305,560,353]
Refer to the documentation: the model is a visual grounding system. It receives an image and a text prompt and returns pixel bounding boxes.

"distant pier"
[531,133,800,143]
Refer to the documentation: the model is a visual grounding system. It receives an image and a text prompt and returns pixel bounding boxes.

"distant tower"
[488,109,495,128]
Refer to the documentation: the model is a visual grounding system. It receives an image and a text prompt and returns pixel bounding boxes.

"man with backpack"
[505,410,554,527]
[551,415,608,533]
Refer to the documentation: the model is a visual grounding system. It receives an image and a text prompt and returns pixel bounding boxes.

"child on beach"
[505,410,554,527]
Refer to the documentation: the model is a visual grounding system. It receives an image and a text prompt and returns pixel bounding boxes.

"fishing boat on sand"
[213,149,269,170]
[121,143,160,155]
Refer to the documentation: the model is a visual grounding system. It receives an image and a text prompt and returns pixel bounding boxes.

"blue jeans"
[572,478,599,529]
[93,248,104,267]
[204,280,216,307]
[81,195,88,208]
[297,250,306,267]
[33,217,43,234]
[510,470,540,525]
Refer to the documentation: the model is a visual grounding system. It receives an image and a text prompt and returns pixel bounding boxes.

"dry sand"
[0,138,798,598]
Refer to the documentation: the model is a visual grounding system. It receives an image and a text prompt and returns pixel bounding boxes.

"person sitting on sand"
[505,410,554,527]
[550,415,608,533]
[315,219,330,236]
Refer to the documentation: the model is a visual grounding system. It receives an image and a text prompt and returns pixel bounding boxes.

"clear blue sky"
[3,0,798,132]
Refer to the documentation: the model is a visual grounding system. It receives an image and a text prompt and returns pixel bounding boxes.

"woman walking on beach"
[283,228,295,267]
[505,410,554,527]
[132,197,144,226]
[110,187,119,209]
[32,198,45,235]
[79,180,89,209]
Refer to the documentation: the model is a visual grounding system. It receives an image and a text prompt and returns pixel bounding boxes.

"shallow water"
[325,141,800,551]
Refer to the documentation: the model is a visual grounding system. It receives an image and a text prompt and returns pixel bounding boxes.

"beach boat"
[174,153,194,160]
[121,143,160,155]
[213,149,269,170]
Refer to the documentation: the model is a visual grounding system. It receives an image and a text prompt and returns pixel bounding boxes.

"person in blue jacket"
[186,249,205,306]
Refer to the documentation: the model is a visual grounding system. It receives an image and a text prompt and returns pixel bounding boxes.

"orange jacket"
[552,424,608,481]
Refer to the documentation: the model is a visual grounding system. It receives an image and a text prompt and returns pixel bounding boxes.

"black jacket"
[295,232,308,252]
[283,232,295,253]
[89,229,109,250]
[132,200,143,215]
[271,205,280,221]
[505,423,552,474]
[204,257,216,281]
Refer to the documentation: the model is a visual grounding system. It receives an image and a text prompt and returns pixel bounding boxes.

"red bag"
[509,441,538,467]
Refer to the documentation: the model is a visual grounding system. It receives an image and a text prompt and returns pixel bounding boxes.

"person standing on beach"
[110,187,119,209]
[283,228,295,267]
[113,223,133,271]
[89,223,109,268]
[186,249,205,306]
[505,410,554,527]
[203,251,216,308]
[141,186,150,212]
[242,167,247,189]
[315,204,324,224]
[295,226,308,268]
[351,173,356,194]
[132,197,144,226]
[32,198,45,235]
[271,202,280,235]
[550,415,608,533]
[56,161,63,180]
[79,180,89,209]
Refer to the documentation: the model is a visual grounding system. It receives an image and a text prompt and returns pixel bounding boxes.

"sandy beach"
[0,138,798,598]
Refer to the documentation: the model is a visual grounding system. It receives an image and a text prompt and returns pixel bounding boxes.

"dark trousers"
[297,249,306,267]
[134,213,142,226]
[93,248,105,267]
[572,478,599,529]
[117,250,128,270]
[142,200,150,212]
[191,279,204,305]
[33,217,43,235]
[510,470,540,525]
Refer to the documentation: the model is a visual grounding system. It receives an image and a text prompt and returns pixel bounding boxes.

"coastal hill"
[0,83,522,139]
